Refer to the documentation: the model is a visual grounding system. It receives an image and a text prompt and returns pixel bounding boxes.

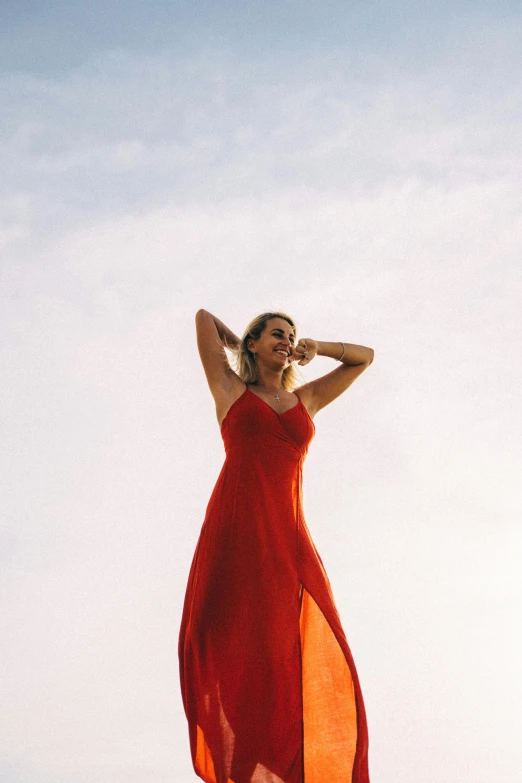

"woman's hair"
[232,311,300,391]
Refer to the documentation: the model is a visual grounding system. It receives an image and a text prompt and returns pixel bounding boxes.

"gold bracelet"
[338,342,345,361]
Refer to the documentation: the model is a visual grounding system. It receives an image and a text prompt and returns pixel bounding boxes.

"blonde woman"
[179,309,374,783]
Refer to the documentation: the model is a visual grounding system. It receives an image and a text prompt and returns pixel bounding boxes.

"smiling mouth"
[274,349,289,356]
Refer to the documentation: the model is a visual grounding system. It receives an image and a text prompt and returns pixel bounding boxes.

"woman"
[179,309,374,783]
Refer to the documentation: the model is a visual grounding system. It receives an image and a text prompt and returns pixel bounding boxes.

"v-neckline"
[247,387,301,418]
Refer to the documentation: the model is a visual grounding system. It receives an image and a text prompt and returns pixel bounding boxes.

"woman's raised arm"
[195,309,244,406]
[293,338,374,417]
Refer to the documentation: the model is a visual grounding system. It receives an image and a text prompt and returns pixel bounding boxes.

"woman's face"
[250,317,296,368]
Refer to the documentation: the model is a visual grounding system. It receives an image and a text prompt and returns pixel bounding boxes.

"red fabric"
[179,388,370,783]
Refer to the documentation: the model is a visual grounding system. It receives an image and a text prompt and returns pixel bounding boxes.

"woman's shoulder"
[217,382,248,429]
[293,382,313,407]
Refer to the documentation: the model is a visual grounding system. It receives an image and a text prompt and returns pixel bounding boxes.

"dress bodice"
[220,388,315,463]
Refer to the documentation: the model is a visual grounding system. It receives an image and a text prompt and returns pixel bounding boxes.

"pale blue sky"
[3,0,520,73]
[1,3,521,783]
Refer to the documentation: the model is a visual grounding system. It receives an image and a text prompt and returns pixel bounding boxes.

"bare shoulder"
[216,382,248,428]
[293,383,316,418]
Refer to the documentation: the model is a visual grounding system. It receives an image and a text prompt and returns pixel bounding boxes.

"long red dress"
[179,387,370,783]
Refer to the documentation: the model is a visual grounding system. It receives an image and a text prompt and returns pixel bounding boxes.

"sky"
[1,2,521,782]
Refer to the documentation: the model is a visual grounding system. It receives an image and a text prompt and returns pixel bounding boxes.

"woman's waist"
[206,462,303,514]
[221,457,303,485]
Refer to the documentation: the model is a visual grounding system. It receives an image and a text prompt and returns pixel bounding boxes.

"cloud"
[1,15,522,783]
[2,26,522,234]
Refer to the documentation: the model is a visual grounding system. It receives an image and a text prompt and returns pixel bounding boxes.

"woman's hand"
[292,338,318,366]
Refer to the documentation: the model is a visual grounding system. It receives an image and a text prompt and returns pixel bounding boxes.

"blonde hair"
[232,311,300,391]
